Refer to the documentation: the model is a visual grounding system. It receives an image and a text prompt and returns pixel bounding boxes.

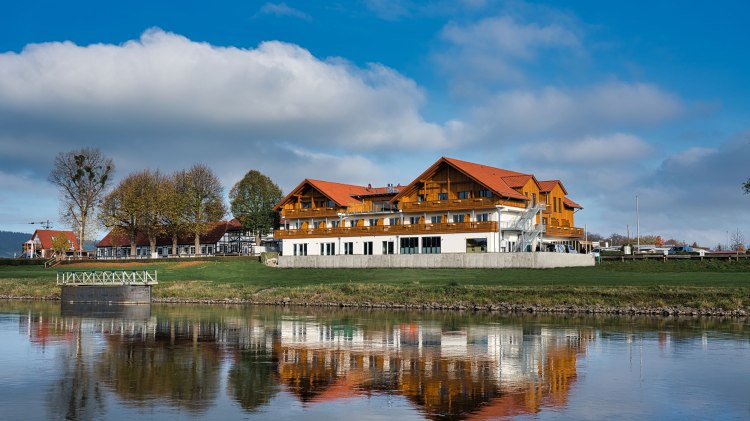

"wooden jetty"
[57,270,157,304]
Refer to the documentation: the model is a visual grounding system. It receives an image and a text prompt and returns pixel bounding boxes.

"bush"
[0,258,45,266]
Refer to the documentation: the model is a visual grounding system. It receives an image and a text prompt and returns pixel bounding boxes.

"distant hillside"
[0,231,32,258]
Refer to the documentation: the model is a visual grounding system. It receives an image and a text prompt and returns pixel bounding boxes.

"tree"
[162,173,190,256]
[50,234,72,259]
[99,169,171,257]
[743,178,750,194]
[730,229,746,251]
[179,164,226,255]
[230,170,283,244]
[99,172,146,256]
[48,148,114,253]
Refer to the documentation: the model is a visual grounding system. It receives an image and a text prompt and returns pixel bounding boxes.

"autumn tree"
[51,234,72,259]
[230,170,283,244]
[48,148,114,253]
[99,172,146,256]
[162,173,190,256]
[179,164,226,255]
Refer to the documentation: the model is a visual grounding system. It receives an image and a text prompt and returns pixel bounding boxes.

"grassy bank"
[1,259,749,313]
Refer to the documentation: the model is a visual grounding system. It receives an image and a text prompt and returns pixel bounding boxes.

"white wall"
[278,252,594,268]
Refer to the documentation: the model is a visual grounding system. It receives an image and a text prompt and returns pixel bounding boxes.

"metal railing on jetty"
[57,270,158,286]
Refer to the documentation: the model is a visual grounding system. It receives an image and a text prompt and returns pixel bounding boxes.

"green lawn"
[1,258,749,310]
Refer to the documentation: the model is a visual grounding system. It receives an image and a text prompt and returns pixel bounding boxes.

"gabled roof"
[273,179,399,211]
[393,157,529,202]
[539,180,568,195]
[563,197,583,209]
[96,219,243,248]
[31,230,79,250]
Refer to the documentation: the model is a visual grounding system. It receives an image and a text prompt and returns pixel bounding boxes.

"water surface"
[1,301,748,420]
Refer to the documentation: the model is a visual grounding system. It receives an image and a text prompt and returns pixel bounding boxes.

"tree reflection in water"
[46,321,106,421]
[95,319,221,414]
[227,343,279,411]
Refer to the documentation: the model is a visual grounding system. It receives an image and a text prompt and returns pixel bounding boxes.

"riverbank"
[1,258,749,316]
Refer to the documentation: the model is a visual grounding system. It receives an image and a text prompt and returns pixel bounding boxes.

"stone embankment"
[151,297,749,318]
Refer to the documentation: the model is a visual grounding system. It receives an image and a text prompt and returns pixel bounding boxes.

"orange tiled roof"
[563,197,583,209]
[538,180,569,195]
[274,179,399,211]
[405,157,529,201]
[31,230,79,250]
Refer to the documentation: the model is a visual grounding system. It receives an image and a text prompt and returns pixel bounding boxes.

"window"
[369,218,378,227]
[344,242,354,255]
[431,215,442,224]
[476,213,489,222]
[301,202,311,208]
[466,238,487,253]
[438,192,448,201]
[458,191,469,199]
[324,200,334,208]
[532,193,537,207]
[364,242,373,255]
[293,243,308,256]
[479,189,492,198]
[417,194,425,202]
[422,236,441,254]
[382,241,394,255]
[389,217,399,226]
[409,216,420,225]
[400,237,419,254]
[350,219,360,227]
[452,214,465,223]
[331,220,340,228]
[321,242,335,255]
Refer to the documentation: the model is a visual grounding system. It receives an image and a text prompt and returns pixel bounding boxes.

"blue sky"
[1,0,748,247]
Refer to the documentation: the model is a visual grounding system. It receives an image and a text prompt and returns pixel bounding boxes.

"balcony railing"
[282,207,339,219]
[274,221,499,239]
[545,225,584,238]
[400,198,524,212]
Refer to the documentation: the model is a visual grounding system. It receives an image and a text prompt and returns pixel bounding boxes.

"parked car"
[668,246,693,255]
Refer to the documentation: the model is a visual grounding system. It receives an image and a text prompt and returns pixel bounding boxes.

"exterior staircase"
[511,203,546,252]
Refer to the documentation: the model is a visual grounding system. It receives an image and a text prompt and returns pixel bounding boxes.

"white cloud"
[435,14,582,90]
[257,2,312,21]
[521,133,654,164]
[467,82,683,142]
[441,15,580,59]
[0,28,447,151]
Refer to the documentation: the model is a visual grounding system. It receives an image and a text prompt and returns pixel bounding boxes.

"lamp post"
[636,195,640,253]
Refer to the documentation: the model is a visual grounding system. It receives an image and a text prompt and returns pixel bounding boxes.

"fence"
[57,270,158,286]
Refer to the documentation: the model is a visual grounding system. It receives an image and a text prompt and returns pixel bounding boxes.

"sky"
[1,0,748,247]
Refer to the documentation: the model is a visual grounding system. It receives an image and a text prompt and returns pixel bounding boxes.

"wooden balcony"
[274,221,499,239]
[282,207,339,219]
[400,198,524,212]
[545,225,584,238]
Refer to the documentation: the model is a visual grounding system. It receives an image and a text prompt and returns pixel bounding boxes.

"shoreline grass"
[1,259,749,314]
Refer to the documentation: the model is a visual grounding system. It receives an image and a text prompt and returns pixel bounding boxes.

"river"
[0,301,748,420]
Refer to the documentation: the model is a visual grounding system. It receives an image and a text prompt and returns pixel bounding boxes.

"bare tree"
[730,229,746,251]
[180,164,226,255]
[743,178,750,194]
[48,148,114,253]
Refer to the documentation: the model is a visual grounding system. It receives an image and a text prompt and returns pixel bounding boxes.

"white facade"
[279,206,579,257]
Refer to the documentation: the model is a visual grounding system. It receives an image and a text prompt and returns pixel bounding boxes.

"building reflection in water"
[19,307,593,420]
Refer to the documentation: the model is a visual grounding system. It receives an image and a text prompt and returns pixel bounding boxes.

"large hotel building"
[273,157,584,257]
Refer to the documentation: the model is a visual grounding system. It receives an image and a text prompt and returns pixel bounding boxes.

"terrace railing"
[57,270,158,286]
[274,221,498,239]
